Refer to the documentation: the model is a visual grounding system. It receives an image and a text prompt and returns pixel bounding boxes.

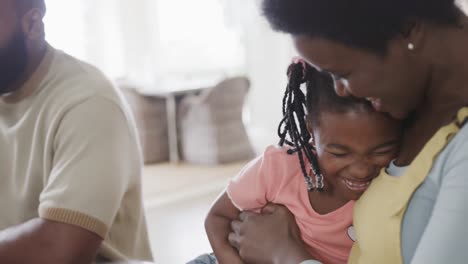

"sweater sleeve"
[406,126,468,264]
[38,96,139,239]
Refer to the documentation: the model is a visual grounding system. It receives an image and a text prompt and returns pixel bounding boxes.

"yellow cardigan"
[348,108,468,264]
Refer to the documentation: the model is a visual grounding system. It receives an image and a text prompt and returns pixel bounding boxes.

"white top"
[386,159,409,177]
[300,260,322,264]
[401,123,468,263]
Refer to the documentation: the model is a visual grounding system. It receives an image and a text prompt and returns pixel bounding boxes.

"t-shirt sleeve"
[227,145,290,211]
[409,127,468,263]
[38,96,141,239]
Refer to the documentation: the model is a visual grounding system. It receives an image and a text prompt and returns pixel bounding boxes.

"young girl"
[203,60,401,264]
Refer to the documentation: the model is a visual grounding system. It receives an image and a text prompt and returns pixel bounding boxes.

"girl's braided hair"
[278,61,373,192]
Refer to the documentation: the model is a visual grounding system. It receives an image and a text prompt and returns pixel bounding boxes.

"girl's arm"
[206,145,294,263]
[205,191,245,264]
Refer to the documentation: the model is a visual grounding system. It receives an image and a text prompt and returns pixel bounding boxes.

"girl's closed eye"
[373,148,396,156]
[328,151,349,158]
[372,142,399,156]
[325,144,350,158]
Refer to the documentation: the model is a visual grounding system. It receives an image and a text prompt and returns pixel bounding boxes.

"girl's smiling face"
[311,110,401,201]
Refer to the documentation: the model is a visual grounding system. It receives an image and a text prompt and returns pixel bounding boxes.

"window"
[43,0,247,89]
[44,0,87,59]
[156,0,246,78]
[44,0,126,78]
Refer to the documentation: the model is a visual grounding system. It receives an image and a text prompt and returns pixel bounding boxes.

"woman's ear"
[401,19,426,53]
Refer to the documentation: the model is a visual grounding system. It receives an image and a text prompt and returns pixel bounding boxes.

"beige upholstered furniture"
[178,77,255,164]
[120,87,169,164]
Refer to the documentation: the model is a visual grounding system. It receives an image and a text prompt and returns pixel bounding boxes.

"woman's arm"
[229,204,317,264]
[205,191,245,264]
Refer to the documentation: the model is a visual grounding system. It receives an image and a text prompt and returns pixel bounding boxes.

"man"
[0,0,153,263]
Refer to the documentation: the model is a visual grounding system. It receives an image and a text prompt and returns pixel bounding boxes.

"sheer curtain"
[44,0,126,78]
[43,0,87,61]
[44,0,247,87]
[43,0,296,151]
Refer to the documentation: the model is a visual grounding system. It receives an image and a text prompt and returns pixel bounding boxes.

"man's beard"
[0,29,28,95]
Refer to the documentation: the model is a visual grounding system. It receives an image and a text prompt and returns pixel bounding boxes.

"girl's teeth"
[343,179,371,191]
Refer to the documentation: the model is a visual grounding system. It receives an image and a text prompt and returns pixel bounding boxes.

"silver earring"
[408,43,415,50]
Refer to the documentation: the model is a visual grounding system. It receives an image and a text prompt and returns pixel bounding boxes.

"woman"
[228,1,468,263]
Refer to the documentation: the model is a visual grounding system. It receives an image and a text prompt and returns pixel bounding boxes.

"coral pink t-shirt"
[227,145,355,264]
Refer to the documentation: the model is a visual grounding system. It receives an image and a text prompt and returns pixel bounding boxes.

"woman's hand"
[228,204,312,264]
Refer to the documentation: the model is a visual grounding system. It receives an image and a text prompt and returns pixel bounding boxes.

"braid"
[278,83,292,147]
[278,62,324,192]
